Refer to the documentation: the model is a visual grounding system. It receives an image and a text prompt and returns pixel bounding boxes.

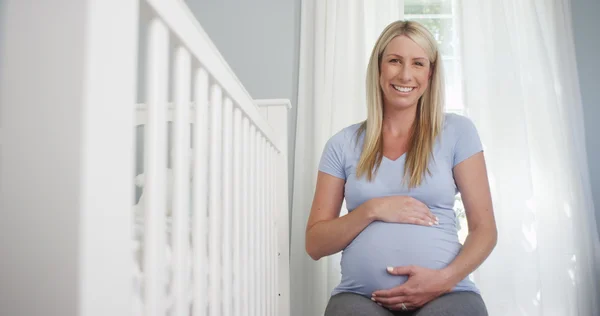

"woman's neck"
[382,104,417,138]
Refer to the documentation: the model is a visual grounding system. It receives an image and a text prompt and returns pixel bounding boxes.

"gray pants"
[324,291,488,316]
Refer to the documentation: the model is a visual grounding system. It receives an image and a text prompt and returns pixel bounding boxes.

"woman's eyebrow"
[384,54,428,61]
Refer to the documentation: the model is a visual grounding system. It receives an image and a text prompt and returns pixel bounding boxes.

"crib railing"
[135,0,291,316]
[0,0,290,316]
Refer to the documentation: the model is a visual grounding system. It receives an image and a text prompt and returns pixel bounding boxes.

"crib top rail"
[144,0,284,153]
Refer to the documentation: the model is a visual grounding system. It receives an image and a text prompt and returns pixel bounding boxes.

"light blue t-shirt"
[318,113,483,297]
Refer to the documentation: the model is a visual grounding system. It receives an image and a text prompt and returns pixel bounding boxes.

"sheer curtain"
[458,1,600,315]
[289,1,403,315]
[289,0,600,315]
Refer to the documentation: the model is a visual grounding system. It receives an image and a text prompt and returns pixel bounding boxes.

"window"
[405,0,469,244]
[405,0,464,115]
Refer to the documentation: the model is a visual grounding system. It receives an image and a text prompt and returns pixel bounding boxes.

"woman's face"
[379,35,432,111]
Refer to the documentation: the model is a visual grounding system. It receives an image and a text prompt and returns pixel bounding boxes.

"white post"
[268,144,274,316]
[0,1,138,316]
[276,143,291,316]
[79,0,139,313]
[255,99,292,316]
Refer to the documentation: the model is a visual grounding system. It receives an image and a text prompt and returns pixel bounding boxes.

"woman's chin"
[385,100,419,111]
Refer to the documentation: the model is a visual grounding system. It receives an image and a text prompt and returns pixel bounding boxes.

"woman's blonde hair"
[355,20,445,188]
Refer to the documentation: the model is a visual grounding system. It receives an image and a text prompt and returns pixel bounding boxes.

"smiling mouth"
[392,85,415,93]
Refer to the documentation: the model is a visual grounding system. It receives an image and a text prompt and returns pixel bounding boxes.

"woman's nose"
[398,65,412,82]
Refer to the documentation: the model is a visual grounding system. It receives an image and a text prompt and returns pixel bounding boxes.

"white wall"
[571,0,600,237]
[185,0,301,206]
[0,2,84,314]
[1,2,137,315]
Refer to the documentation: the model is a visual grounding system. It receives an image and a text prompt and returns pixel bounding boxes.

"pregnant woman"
[305,20,497,316]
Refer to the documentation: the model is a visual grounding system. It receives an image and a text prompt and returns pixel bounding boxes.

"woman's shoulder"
[321,122,364,161]
[443,112,474,126]
[319,122,364,178]
[442,113,483,165]
[442,112,479,137]
[327,122,364,146]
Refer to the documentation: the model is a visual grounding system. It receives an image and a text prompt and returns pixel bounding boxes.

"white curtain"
[289,0,600,315]
[289,1,403,315]
[459,1,600,315]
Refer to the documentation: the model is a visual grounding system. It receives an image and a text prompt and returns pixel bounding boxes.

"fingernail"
[371,297,376,301]
[372,293,377,297]
[387,266,393,272]
[429,221,433,226]
[377,303,383,306]
[435,221,440,225]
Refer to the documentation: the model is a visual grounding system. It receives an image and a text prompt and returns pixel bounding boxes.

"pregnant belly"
[337,220,462,296]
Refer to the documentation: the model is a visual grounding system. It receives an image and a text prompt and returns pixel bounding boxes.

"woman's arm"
[305,171,377,261]
[441,151,497,284]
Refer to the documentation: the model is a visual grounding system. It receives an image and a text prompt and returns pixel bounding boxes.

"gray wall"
[571,0,600,237]
[186,0,301,201]
[0,0,4,94]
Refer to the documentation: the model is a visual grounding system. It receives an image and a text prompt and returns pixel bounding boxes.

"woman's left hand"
[371,266,455,311]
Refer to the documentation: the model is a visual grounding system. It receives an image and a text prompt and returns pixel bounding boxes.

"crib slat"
[242,117,251,313]
[192,67,209,316]
[266,143,271,316]
[266,144,270,316]
[260,136,266,316]
[269,145,274,316]
[256,135,261,316]
[272,148,276,316]
[249,125,257,316]
[232,107,243,315]
[274,147,278,316]
[273,147,279,316]
[265,140,273,315]
[265,137,270,316]
[209,84,223,316]
[274,147,279,316]
[222,97,234,316]
[143,18,169,316]
[172,46,191,316]
[273,147,280,316]
[256,135,262,316]
[267,144,275,315]
[272,145,275,316]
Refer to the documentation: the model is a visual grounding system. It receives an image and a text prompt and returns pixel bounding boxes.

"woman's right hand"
[370,196,439,226]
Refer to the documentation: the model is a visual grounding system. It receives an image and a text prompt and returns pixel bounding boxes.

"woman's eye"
[415,62,424,66]
[390,59,400,63]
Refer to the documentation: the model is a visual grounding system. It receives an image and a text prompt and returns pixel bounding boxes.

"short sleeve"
[452,115,484,167]
[318,130,347,180]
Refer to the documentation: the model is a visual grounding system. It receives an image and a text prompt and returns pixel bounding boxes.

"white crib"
[0,0,291,316]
